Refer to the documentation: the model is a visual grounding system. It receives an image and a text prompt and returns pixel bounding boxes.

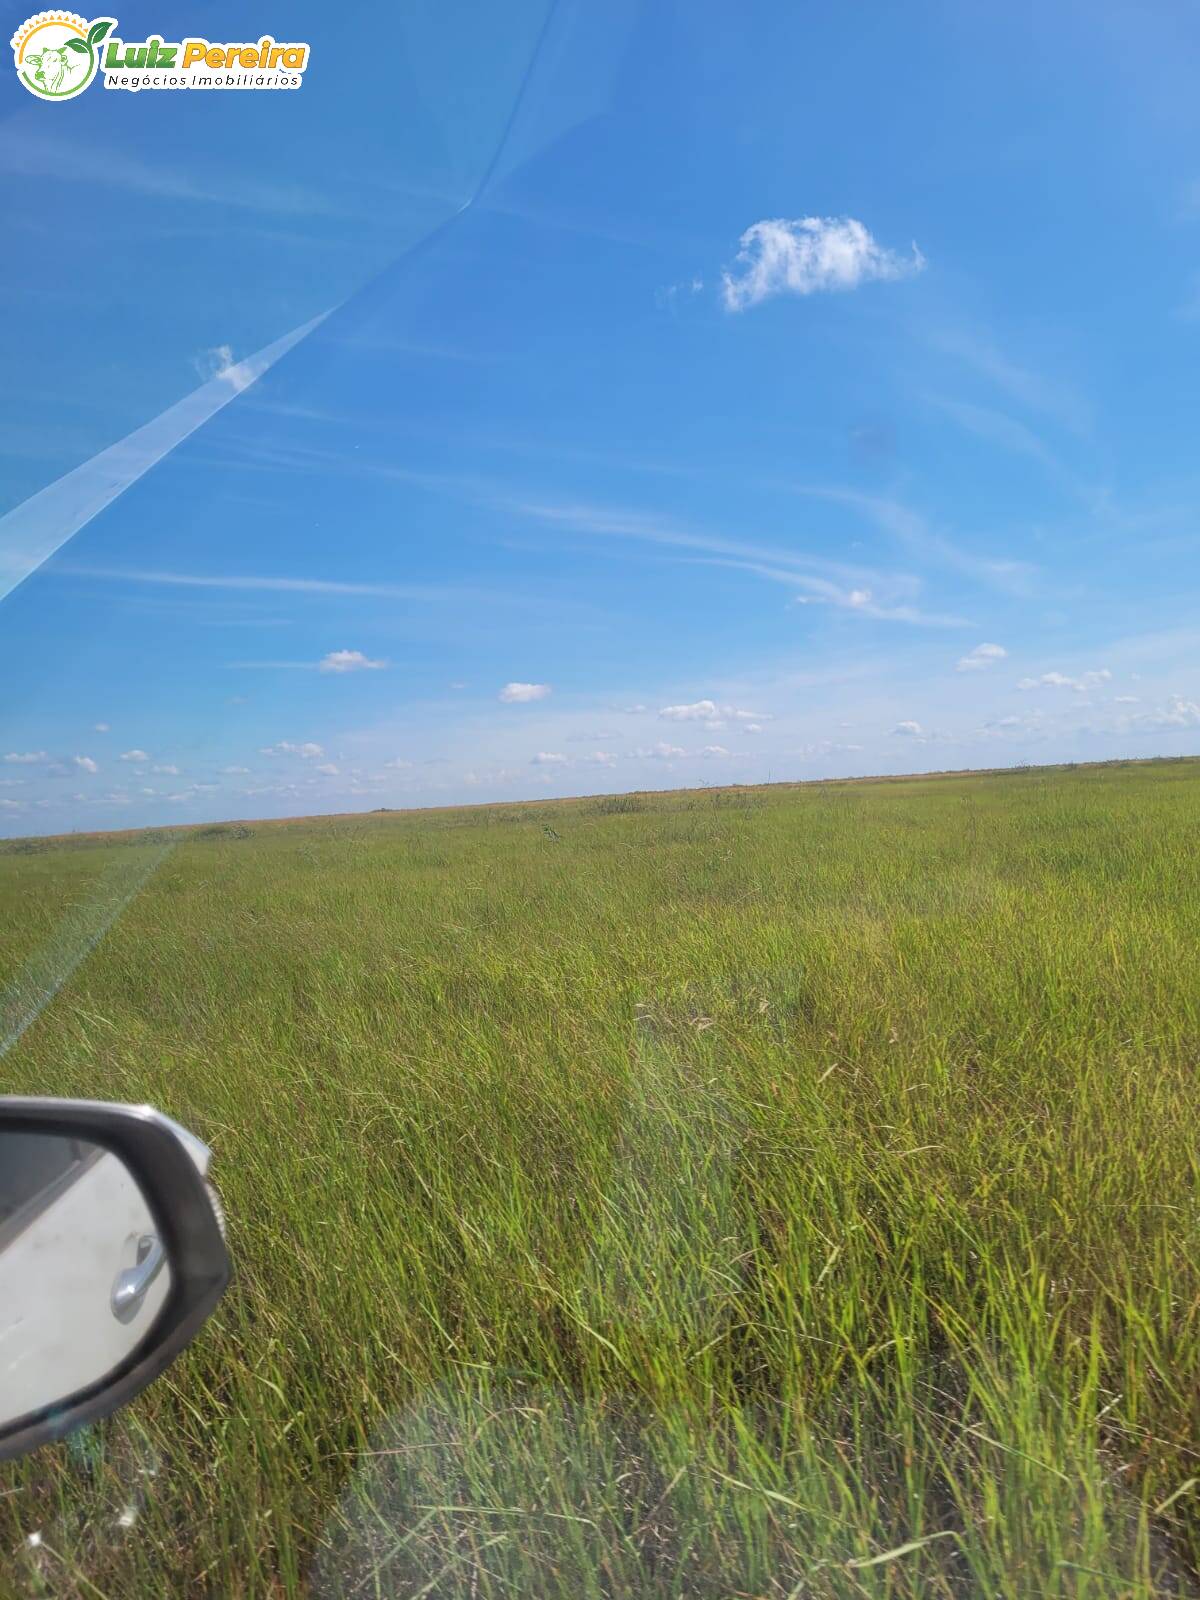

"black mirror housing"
[0,1097,230,1461]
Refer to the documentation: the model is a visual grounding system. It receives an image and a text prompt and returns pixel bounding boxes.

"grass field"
[1,761,1198,1598]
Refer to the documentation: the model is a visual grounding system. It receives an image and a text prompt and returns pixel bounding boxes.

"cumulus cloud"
[795,739,865,759]
[1113,695,1139,705]
[721,216,925,312]
[700,745,730,757]
[1017,669,1111,693]
[4,751,47,764]
[659,699,769,729]
[0,798,25,810]
[119,749,149,762]
[151,763,180,775]
[500,682,551,703]
[318,649,387,674]
[742,723,763,734]
[660,699,721,723]
[316,763,339,775]
[586,751,617,765]
[892,720,924,737]
[260,741,324,759]
[956,642,1007,673]
[635,742,685,760]
[384,757,412,769]
[194,344,256,394]
[531,751,567,765]
[73,754,99,773]
[221,765,250,774]
[1132,696,1200,728]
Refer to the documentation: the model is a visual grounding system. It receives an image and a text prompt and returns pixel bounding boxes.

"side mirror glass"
[0,1101,229,1460]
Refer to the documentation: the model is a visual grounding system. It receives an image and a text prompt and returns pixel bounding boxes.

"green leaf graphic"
[65,37,88,52]
[87,19,113,45]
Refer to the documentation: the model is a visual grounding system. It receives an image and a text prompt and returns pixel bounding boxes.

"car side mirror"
[0,1098,230,1461]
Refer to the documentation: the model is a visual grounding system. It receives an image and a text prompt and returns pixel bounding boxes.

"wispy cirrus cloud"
[0,126,344,217]
[798,486,1034,596]
[927,326,1090,436]
[60,567,443,600]
[926,394,1065,475]
[721,217,925,312]
[512,498,964,625]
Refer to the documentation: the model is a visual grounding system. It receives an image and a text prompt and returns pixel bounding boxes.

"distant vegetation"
[1,760,1198,1596]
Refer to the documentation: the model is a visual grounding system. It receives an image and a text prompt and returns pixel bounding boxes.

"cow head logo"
[11,12,114,100]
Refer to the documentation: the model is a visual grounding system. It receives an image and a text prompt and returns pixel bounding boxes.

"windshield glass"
[2,2,1199,1594]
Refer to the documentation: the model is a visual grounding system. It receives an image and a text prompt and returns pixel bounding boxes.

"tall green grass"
[1,763,1198,1597]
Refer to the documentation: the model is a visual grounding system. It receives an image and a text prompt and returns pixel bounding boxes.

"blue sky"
[2,0,1199,834]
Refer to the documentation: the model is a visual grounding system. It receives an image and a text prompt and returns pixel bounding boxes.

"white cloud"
[1113,696,1139,705]
[260,741,324,759]
[513,497,968,626]
[1017,669,1111,693]
[531,751,567,765]
[221,765,250,774]
[119,749,149,762]
[500,682,550,703]
[721,216,925,312]
[795,740,865,759]
[586,751,617,765]
[73,755,99,773]
[316,763,339,775]
[659,700,769,728]
[700,745,730,757]
[660,698,721,723]
[94,722,110,733]
[151,763,181,775]
[4,751,47,764]
[956,643,1007,673]
[384,757,412,769]
[892,721,924,737]
[1132,696,1200,728]
[635,742,686,760]
[194,344,258,395]
[318,649,387,674]
[0,798,24,810]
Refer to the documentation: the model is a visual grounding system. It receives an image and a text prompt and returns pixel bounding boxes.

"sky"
[2,0,1199,835]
